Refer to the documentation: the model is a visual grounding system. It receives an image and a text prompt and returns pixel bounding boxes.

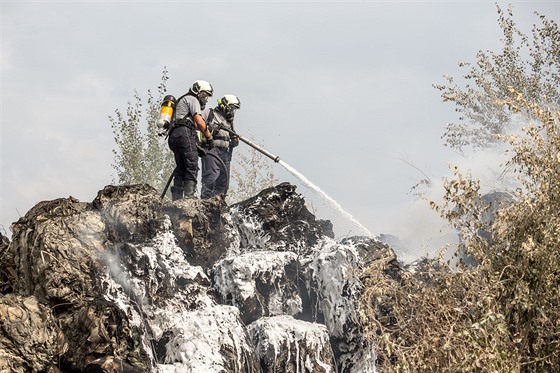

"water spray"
[278,160,374,237]
[223,128,373,237]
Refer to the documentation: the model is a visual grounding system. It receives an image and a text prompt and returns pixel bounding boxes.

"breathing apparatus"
[218,94,241,121]
[157,95,177,129]
[190,80,214,110]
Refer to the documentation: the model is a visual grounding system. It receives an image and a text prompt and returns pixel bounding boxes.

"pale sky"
[2,1,559,250]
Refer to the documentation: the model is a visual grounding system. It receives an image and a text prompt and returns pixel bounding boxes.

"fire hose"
[219,127,280,163]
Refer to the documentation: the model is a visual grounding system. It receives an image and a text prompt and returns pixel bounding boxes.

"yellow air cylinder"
[157,95,176,129]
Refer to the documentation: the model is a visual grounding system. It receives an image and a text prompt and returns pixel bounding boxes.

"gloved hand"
[230,135,239,148]
[197,145,207,157]
[205,137,214,150]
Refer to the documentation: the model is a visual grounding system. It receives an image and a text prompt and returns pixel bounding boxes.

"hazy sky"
[2,1,559,250]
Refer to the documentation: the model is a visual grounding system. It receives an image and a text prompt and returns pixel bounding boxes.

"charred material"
[0,182,397,372]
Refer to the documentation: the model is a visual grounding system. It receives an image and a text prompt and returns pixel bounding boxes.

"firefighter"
[168,80,214,200]
[200,94,241,199]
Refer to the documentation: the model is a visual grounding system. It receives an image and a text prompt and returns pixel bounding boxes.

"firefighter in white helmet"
[168,80,214,200]
[200,94,241,199]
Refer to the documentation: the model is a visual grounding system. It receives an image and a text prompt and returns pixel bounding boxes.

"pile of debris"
[0,183,399,372]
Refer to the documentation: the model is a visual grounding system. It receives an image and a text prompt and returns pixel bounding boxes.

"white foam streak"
[279,160,373,237]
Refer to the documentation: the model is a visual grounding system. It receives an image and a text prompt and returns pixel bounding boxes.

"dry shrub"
[361,258,517,372]
[360,96,560,371]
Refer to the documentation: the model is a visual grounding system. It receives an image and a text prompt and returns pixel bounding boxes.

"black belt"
[176,118,195,129]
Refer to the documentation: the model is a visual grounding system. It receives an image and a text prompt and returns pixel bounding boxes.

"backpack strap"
[171,93,189,122]
[207,108,215,127]
[164,93,190,140]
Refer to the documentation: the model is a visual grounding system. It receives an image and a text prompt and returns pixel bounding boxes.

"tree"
[361,8,560,371]
[109,67,175,193]
[433,5,560,152]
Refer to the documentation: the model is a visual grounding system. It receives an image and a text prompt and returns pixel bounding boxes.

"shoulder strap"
[163,93,189,140]
[171,93,189,122]
[207,108,215,124]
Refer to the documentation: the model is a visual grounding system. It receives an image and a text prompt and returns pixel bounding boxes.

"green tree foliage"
[434,5,560,152]
[109,68,175,192]
[360,8,560,371]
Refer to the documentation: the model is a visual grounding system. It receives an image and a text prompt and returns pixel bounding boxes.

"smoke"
[101,246,134,294]
[392,114,529,263]
[388,179,459,263]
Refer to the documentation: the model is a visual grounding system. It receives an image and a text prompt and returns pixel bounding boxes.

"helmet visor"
[224,105,237,119]
[198,92,211,105]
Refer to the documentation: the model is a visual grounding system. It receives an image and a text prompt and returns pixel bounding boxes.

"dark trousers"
[201,146,231,199]
[168,126,199,188]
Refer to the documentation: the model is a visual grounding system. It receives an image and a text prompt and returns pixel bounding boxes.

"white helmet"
[190,80,214,96]
[218,94,241,110]
[190,80,213,108]
[218,94,241,120]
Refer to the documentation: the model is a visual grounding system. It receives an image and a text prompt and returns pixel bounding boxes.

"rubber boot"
[200,184,212,200]
[184,181,197,199]
[171,186,184,201]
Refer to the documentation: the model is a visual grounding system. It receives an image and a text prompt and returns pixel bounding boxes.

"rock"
[306,237,379,373]
[163,196,233,269]
[59,302,151,371]
[0,294,67,372]
[159,305,260,372]
[9,196,106,304]
[212,251,304,324]
[248,315,337,372]
[84,356,144,372]
[230,182,334,255]
[0,182,390,372]
[0,231,14,294]
[342,236,401,281]
[92,184,162,243]
[0,232,8,253]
